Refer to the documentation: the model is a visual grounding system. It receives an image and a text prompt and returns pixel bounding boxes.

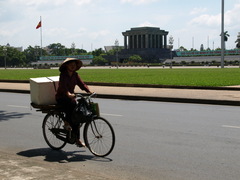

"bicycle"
[31,93,115,157]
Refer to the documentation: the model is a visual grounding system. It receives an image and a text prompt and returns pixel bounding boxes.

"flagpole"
[40,16,43,57]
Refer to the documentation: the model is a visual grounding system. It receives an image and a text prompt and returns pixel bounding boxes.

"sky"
[0,0,240,52]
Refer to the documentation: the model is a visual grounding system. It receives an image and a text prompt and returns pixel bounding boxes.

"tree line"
[0,43,109,67]
[0,42,145,67]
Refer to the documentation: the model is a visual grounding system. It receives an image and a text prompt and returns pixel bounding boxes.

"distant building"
[104,27,171,63]
[122,27,168,50]
[31,55,93,66]
[104,46,124,52]
[5,43,23,52]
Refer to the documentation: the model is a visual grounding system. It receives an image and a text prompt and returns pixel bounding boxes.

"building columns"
[164,35,167,48]
[124,35,127,49]
[145,34,148,48]
[122,28,168,50]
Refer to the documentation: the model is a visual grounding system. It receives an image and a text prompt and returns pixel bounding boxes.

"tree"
[181,61,187,65]
[129,55,142,63]
[92,56,108,65]
[106,49,115,55]
[75,48,87,54]
[71,42,76,54]
[236,41,240,49]
[168,35,174,49]
[190,48,197,51]
[91,48,105,56]
[48,43,66,56]
[0,46,26,67]
[24,46,47,63]
[236,33,240,48]
[219,31,230,50]
[106,46,123,56]
[179,46,187,51]
[224,31,230,42]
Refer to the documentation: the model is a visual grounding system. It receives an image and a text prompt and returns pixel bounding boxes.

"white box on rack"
[30,76,59,105]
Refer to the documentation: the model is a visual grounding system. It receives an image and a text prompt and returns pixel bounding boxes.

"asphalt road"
[1,92,240,180]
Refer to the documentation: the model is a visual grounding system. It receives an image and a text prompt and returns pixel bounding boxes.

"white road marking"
[101,113,123,117]
[7,105,122,116]
[7,105,29,109]
[222,125,240,129]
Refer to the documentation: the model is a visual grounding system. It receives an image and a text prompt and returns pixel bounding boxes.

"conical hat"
[59,58,83,72]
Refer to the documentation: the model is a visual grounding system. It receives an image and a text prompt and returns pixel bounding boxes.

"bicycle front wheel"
[84,117,115,157]
[42,112,67,150]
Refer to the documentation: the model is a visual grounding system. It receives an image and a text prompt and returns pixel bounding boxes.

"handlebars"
[75,92,97,105]
[75,92,97,99]
[89,92,97,98]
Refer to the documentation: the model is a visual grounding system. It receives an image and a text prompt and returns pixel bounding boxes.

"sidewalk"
[1,82,240,106]
[0,150,113,180]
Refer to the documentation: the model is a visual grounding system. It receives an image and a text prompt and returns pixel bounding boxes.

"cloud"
[65,28,88,39]
[138,21,155,27]
[9,0,67,6]
[136,15,173,30]
[89,30,110,39]
[225,3,240,25]
[78,28,88,34]
[8,0,93,9]
[189,14,220,27]
[180,5,240,50]
[0,28,19,37]
[44,28,69,37]
[73,0,93,6]
[120,0,158,5]
[189,2,240,29]
[190,7,207,15]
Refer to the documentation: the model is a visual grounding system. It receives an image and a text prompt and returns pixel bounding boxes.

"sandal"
[75,140,86,147]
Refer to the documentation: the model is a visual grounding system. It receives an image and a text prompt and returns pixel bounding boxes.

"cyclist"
[55,58,93,147]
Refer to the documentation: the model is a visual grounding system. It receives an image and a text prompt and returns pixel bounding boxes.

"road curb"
[95,94,240,106]
[1,88,240,106]
[86,82,240,91]
[1,80,240,91]
[0,89,30,94]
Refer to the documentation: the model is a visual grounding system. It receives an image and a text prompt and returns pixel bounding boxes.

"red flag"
[36,21,41,29]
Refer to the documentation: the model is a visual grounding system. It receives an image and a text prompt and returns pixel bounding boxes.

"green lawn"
[0,68,240,87]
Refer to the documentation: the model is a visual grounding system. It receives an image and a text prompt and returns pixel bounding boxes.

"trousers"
[56,97,80,139]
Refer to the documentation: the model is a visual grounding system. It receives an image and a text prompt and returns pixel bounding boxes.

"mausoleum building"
[104,27,171,63]
[122,27,168,50]
[119,27,170,62]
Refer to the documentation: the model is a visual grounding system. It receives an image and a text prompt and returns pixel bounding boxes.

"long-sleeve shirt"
[55,71,90,100]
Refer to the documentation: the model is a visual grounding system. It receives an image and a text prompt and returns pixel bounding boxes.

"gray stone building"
[118,27,171,62]
[122,27,168,49]
[104,27,171,63]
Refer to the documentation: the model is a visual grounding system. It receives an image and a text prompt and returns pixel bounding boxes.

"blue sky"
[0,0,240,51]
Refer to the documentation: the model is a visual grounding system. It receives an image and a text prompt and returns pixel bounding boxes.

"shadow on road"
[17,148,112,163]
[0,110,31,121]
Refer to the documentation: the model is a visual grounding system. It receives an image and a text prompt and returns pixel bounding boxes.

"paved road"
[1,92,240,180]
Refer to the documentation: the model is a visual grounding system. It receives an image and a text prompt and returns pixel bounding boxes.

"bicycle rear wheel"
[84,116,115,157]
[42,112,67,150]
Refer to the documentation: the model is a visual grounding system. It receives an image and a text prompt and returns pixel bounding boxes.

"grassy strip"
[0,68,240,86]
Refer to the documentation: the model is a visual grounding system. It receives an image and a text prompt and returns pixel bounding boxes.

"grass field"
[0,68,240,87]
